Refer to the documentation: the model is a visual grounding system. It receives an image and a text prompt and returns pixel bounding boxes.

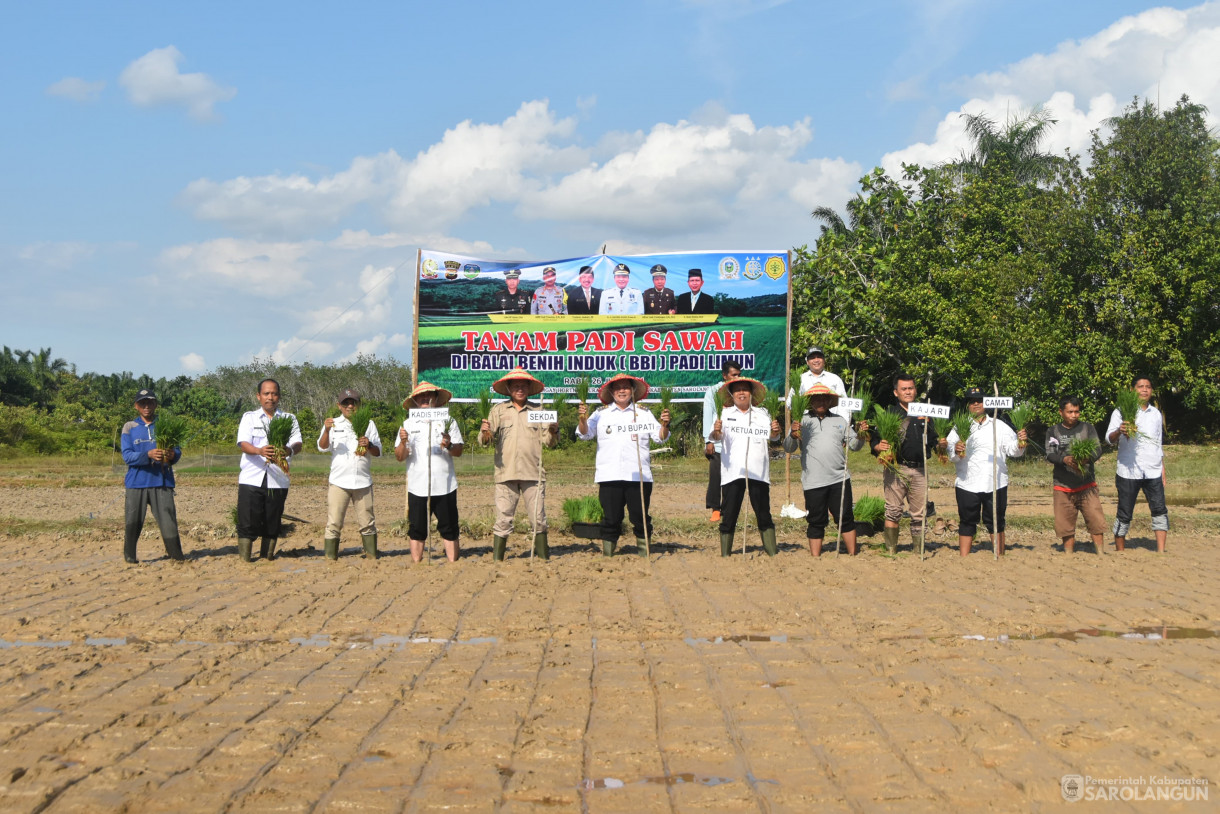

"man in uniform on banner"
[675,268,715,314]
[531,266,568,315]
[566,265,601,315]
[599,263,644,315]
[495,270,530,314]
[643,264,676,315]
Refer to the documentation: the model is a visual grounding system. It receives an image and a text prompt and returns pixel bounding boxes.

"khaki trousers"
[883,464,927,537]
[326,484,376,538]
[494,480,546,536]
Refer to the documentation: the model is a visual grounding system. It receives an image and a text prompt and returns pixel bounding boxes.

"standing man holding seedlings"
[575,373,670,557]
[1106,375,1168,553]
[317,388,381,561]
[479,367,559,560]
[235,379,303,562]
[396,382,463,562]
[945,387,1026,556]
[796,347,847,416]
[868,373,940,554]
[1045,396,1107,554]
[702,360,742,523]
[120,388,185,563]
[710,376,782,556]
[783,384,863,556]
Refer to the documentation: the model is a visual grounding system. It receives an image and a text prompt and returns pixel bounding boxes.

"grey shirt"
[782,413,863,490]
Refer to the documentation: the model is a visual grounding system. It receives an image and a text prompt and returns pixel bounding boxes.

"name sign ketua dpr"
[907,402,950,419]
[984,397,1013,410]
[527,410,559,424]
[411,408,450,422]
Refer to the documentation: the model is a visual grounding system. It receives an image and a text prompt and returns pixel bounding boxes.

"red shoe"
[710,510,721,522]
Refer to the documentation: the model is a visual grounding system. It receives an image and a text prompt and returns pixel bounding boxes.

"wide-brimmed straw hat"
[597,373,649,405]
[492,367,545,397]
[803,382,840,403]
[719,376,766,406]
[402,381,453,408]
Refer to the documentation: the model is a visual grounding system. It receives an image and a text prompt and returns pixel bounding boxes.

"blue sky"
[3,1,1215,378]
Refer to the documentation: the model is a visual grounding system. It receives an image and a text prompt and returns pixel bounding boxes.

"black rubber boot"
[324,537,339,560]
[492,535,508,561]
[720,532,734,557]
[361,533,378,560]
[163,536,185,562]
[260,537,278,561]
[237,537,254,562]
[533,532,549,561]
[883,526,899,554]
[760,528,778,557]
[602,539,616,557]
[635,538,649,557]
[124,536,138,564]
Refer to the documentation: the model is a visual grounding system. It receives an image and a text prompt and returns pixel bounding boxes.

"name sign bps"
[415,249,791,402]
[907,403,950,419]
[840,397,863,413]
[410,408,450,422]
[984,397,1013,410]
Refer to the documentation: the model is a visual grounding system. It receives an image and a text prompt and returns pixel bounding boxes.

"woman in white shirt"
[395,382,464,562]
[576,374,669,557]
[709,377,782,556]
[945,387,1026,556]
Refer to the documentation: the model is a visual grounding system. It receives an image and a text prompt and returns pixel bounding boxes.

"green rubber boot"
[760,528,778,557]
[635,538,649,557]
[533,532,549,561]
[720,532,734,557]
[260,537,277,560]
[361,533,379,560]
[883,526,899,554]
[602,539,616,557]
[492,535,508,561]
[324,537,339,560]
[237,537,254,562]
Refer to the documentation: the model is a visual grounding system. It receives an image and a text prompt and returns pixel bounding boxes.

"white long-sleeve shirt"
[317,417,381,490]
[1105,404,1163,479]
[946,415,1024,492]
[575,403,664,483]
[395,416,463,497]
[719,405,774,485]
[237,409,302,489]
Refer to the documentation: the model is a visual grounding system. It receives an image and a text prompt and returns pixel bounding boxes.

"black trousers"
[706,452,722,509]
[407,490,460,540]
[1114,475,1168,525]
[599,481,653,542]
[956,486,1007,536]
[237,483,288,539]
[719,478,773,534]
[803,480,854,539]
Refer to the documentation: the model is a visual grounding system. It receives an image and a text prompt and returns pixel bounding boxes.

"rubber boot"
[720,532,734,557]
[163,536,185,562]
[883,526,899,554]
[635,538,649,557]
[361,533,379,561]
[492,535,508,561]
[237,537,254,562]
[260,537,278,561]
[324,537,340,560]
[602,539,616,557]
[123,537,139,564]
[533,532,550,561]
[760,528,778,557]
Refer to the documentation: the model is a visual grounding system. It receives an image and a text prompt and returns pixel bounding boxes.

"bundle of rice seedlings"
[153,413,189,469]
[659,385,674,419]
[853,495,885,528]
[763,391,782,424]
[349,404,373,456]
[871,405,902,473]
[574,376,591,407]
[266,415,295,471]
[933,417,953,463]
[562,495,604,524]
[951,410,975,451]
[855,392,874,438]
[1115,389,1149,440]
[789,371,809,420]
[1008,402,1035,448]
[1067,438,1099,473]
[477,388,493,421]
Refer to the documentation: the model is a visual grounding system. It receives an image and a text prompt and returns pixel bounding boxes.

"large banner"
[414,250,791,401]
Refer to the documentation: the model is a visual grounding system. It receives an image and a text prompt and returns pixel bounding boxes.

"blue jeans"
[1113,474,1168,537]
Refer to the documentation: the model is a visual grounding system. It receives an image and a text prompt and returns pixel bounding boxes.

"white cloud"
[340,332,408,362]
[256,337,336,364]
[18,240,98,268]
[162,237,315,295]
[179,352,207,373]
[119,46,236,120]
[46,77,105,102]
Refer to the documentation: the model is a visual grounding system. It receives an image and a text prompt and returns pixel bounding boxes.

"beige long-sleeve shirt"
[484,400,557,482]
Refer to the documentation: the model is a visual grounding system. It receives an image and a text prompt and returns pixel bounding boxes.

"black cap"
[135,388,157,403]
[806,347,825,358]
[687,268,703,279]
[613,263,630,275]
[964,386,985,400]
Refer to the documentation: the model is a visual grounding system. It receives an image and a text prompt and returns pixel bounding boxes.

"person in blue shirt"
[120,388,184,563]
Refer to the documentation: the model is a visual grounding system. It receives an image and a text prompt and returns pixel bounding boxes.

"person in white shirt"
[702,360,742,522]
[945,387,1026,556]
[710,377,782,556]
[788,346,848,417]
[317,388,382,561]
[1105,375,1168,553]
[395,382,464,562]
[576,374,670,557]
[598,263,644,314]
[235,378,303,562]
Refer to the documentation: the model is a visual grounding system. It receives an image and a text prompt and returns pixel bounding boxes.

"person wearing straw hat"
[643,264,676,315]
[318,388,382,560]
[395,382,464,562]
[120,388,185,564]
[702,359,742,522]
[709,377,782,556]
[782,383,863,556]
[479,367,559,560]
[575,373,671,557]
[599,263,644,314]
[945,386,1026,556]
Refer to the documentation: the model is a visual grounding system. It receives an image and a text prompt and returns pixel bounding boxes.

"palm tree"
[951,106,1062,185]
